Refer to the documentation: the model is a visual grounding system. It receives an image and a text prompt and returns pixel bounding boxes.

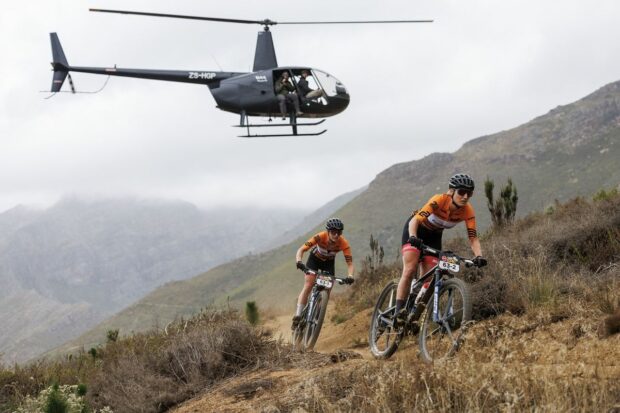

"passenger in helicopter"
[298,70,325,102]
[275,72,302,120]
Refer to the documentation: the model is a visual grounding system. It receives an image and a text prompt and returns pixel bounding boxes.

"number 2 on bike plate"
[316,276,333,288]
[439,260,459,272]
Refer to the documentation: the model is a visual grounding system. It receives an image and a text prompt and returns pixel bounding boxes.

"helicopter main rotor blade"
[278,20,433,24]
[89,8,270,25]
[89,9,432,27]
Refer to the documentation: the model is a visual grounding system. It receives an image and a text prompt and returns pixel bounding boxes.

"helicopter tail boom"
[50,33,70,92]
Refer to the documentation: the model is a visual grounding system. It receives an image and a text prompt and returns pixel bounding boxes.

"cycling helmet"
[326,218,344,231]
[449,173,475,190]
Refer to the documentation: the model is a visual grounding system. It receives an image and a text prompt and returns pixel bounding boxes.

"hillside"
[57,79,620,353]
[0,198,309,363]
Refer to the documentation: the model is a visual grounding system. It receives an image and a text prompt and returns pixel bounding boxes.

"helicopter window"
[311,70,347,97]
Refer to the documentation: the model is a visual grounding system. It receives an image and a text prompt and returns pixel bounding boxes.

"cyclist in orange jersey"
[395,174,487,321]
[292,218,355,329]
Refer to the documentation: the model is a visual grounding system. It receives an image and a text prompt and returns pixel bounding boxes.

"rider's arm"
[297,233,320,263]
[295,245,306,263]
[412,194,443,231]
[464,206,482,256]
[469,237,482,257]
[341,240,354,277]
[408,214,421,238]
[345,261,355,278]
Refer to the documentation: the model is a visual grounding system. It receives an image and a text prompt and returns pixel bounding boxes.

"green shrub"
[105,330,119,343]
[44,384,68,413]
[245,301,259,325]
[593,187,619,202]
[485,177,519,228]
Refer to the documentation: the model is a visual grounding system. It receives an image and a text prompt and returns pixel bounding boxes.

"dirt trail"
[173,308,620,412]
[265,303,370,354]
[173,305,428,412]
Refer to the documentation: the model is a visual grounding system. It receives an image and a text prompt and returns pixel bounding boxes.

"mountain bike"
[292,268,353,351]
[369,243,480,362]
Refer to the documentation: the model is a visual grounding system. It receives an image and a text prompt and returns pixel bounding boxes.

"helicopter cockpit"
[273,68,349,110]
[309,69,348,98]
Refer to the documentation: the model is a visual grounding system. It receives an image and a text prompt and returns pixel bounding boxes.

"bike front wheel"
[303,290,329,350]
[419,277,472,363]
[292,319,304,351]
[368,280,404,359]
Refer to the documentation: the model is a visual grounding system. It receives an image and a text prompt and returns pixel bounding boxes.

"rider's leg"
[297,273,317,309]
[292,272,316,328]
[396,246,420,315]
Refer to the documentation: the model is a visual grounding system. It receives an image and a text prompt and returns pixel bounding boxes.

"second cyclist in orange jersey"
[395,174,487,320]
[292,218,354,328]
[302,231,353,264]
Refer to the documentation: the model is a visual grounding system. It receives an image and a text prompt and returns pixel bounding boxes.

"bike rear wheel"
[303,290,329,350]
[369,280,404,359]
[419,277,471,363]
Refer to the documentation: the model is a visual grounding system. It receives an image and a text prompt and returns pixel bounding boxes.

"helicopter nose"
[329,91,350,114]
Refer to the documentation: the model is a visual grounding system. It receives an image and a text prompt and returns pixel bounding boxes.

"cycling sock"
[395,299,405,314]
[295,303,304,317]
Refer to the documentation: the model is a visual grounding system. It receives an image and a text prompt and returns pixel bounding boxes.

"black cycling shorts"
[401,215,443,250]
[306,253,335,275]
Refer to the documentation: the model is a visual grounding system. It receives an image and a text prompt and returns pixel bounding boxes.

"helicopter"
[49,9,432,137]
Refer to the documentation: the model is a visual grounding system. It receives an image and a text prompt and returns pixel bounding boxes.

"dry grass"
[1,310,292,413]
[274,354,620,412]
[85,310,288,413]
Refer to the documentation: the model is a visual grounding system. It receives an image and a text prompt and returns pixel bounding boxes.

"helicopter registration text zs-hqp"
[188,72,217,80]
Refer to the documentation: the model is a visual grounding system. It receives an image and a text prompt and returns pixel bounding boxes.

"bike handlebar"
[297,267,352,285]
[417,244,479,268]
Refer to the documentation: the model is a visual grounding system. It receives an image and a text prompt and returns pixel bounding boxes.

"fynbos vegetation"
[245,301,260,326]
[484,177,519,228]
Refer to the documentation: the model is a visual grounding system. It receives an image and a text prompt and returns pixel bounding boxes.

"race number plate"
[316,276,333,288]
[439,260,460,272]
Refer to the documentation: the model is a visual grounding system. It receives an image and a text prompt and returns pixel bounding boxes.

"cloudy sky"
[1,0,619,213]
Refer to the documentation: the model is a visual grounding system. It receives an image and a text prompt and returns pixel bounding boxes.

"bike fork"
[432,272,443,323]
[306,292,316,324]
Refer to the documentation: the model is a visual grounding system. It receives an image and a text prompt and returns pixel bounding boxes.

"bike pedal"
[407,321,420,335]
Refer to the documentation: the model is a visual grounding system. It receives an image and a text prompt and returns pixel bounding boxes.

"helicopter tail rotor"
[50,33,71,92]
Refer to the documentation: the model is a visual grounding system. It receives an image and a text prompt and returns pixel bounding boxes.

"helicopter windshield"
[312,70,347,97]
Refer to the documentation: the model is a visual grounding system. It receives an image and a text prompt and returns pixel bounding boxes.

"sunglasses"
[456,188,473,197]
[328,229,343,235]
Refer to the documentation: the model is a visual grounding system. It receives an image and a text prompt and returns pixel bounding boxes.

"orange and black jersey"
[302,231,353,263]
[413,194,478,240]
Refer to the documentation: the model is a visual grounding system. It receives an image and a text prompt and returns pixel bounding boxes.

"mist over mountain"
[59,79,620,354]
[0,197,308,362]
[263,186,367,251]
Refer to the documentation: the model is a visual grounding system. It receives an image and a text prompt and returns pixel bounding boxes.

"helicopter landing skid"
[235,119,327,138]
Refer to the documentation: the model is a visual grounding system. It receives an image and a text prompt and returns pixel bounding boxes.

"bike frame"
[300,270,345,327]
[376,248,463,329]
